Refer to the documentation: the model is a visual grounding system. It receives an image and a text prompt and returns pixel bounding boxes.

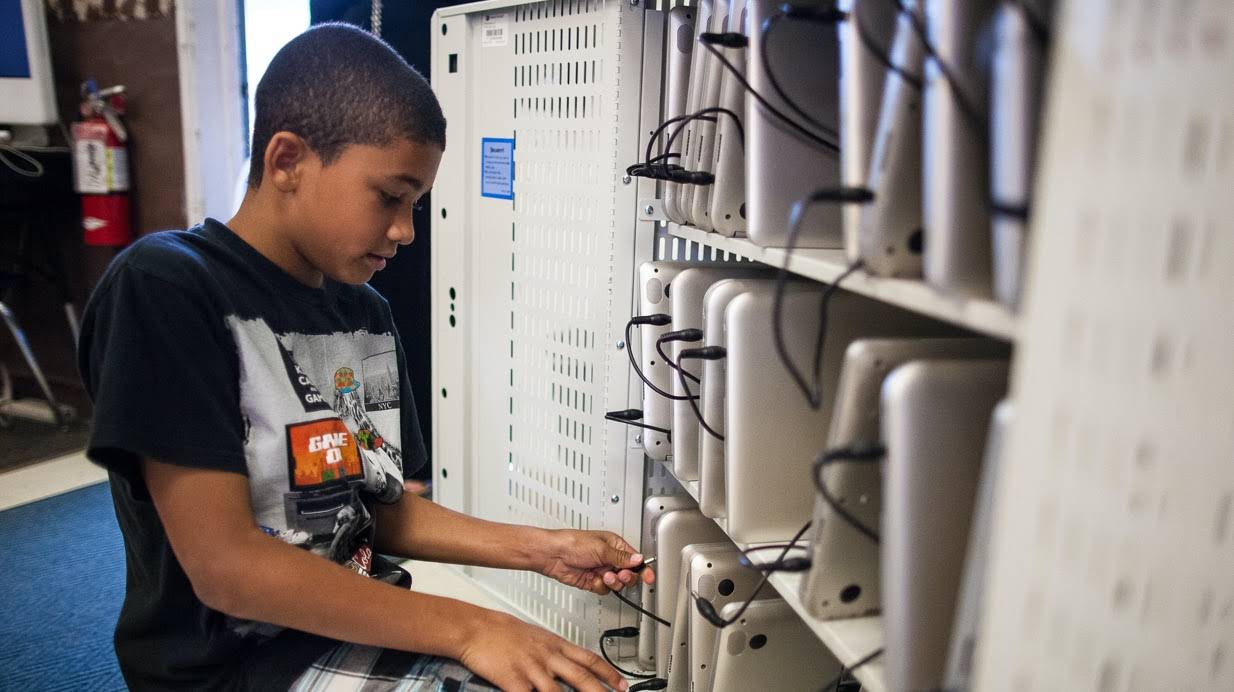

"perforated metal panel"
[975,1,1234,689]
[431,0,660,648]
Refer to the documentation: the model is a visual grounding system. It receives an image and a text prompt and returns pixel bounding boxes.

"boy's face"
[291,138,443,285]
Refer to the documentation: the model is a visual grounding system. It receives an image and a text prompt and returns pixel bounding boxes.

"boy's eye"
[412,200,425,212]
[379,191,403,207]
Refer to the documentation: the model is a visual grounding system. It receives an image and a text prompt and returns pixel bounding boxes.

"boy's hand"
[459,610,629,692]
[536,529,656,595]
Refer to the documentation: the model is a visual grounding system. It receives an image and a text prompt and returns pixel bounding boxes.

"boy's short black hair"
[249,23,446,187]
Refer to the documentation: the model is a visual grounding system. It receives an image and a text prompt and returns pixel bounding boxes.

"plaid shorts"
[289,644,500,692]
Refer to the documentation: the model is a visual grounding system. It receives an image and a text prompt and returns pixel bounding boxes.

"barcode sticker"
[481,12,508,47]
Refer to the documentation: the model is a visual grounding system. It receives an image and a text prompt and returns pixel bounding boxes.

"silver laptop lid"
[698,276,777,520]
[724,284,958,545]
[802,337,1007,621]
[664,541,733,690]
[688,544,778,692]
[665,0,716,225]
[860,0,928,278]
[709,0,750,238]
[839,0,899,260]
[637,261,695,460]
[710,598,843,690]
[654,508,729,675]
[670,266,767,483]
[922,0,997,297]
[990,1,1050,308]
[945,399,1013,690]
[746,0,843,249]
[881,358,1008,692]
[638,494,698,669]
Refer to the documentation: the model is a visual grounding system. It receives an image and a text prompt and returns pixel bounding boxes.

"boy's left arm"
[374,494,654,594]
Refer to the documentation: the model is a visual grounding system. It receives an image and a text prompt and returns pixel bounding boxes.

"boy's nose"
[389,216,415,245]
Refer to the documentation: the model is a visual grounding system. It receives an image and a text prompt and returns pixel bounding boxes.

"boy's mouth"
[365,253,389,271]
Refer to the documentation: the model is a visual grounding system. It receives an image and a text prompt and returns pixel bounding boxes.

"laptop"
[746,0,843,249]
[724,283,954,545]
[670,266,769,483]
[654,508,730,676]
[990,1,1051,308]
[638,261,695,461]
[945,399,1013,690]
[709,598,843,690]
[709,0,750,237]
[639,494,699,669]
[839,0,899,260]
[663,541,733,692]
[688,544,776,692]
[685,0,732,231]
[801,338,1008,621]
[881,358,1009,692]
[665,0,716,226]
[922,0,998,297]
[859,0,928,278]
[698,277,777,520]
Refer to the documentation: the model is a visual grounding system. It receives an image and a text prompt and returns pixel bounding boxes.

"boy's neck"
[225,192,325,288]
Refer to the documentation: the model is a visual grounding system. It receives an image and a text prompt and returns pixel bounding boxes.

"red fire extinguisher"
[72,81,132,247]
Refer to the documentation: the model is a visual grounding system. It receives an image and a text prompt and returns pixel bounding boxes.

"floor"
[0,450,516,616]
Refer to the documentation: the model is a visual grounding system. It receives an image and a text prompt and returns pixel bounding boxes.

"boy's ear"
[264,131,314,192]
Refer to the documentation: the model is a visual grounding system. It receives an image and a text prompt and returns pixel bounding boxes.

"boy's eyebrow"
[389,174,427,191]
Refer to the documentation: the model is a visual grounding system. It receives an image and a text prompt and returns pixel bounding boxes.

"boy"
[79,24,652,691]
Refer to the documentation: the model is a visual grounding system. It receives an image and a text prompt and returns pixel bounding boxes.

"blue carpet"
[0,482,127,691]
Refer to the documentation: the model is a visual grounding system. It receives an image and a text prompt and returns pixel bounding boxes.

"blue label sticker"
[481,137,515,200]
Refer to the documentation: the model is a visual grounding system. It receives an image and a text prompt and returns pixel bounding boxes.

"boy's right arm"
[142,458,628,692]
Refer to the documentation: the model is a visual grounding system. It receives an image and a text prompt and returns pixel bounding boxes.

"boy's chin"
[327,265,378,285]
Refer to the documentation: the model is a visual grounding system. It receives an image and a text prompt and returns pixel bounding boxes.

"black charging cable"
[737,542,812,573]
[625,315,697,402]
[656,329,703,385]
[853,0,924,89]
[629,106,745,184]
[675,347,728,441]
[693,521,812,629]
[662,106,746,160]
[772,188,872,410]
[819,647,885,692]
[605,409,672,439]
[759,5,847,140]
[599,626,656,680]
[812,444,887,544]
[698,34,840,154]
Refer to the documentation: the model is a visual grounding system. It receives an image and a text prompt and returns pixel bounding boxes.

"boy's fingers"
[529,669,558,692]
[551,657,607,692]
[563,646,626,691]
[642,567,656,585]
[605,544,638,570]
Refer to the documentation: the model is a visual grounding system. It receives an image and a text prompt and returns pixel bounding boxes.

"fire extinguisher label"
[108,147,130,191]
[75,137,109,194]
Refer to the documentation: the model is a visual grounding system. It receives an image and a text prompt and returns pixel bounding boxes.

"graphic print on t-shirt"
[227,316,405,576]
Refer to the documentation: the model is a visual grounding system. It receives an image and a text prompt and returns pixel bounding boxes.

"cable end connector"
[698,32,749,48]
[661,328,703,343]
[630,314,672,327]
[605,409,644,421]
[680,346,727,361]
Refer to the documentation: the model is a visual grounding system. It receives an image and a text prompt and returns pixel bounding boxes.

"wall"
[0,0,186,406]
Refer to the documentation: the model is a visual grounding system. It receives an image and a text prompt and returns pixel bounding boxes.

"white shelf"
[667,223,1018,342]
[659,462,885,691]
[762,571,885,692]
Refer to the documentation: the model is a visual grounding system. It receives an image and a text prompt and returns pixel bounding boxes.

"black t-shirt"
[78,219,428,690]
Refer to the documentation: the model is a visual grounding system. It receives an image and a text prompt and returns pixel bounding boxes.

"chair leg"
[64,302,81,346]
[0,300,67,428]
